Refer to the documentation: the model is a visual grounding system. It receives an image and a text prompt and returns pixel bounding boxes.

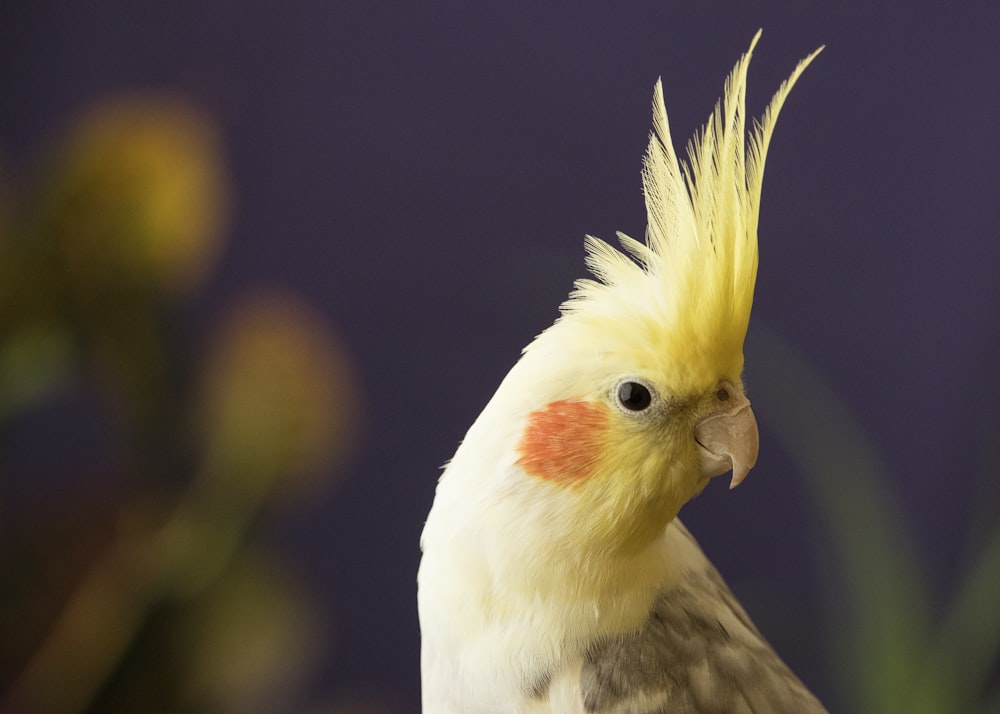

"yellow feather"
[555,30,823,396]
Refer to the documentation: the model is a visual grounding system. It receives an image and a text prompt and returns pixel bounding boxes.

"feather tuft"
[554,31,822,393]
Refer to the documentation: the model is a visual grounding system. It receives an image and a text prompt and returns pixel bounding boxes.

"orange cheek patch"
[516,400,608,486]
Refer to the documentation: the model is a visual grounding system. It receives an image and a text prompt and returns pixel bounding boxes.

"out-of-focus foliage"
[749,326,1000,714]
[0,95,367,714]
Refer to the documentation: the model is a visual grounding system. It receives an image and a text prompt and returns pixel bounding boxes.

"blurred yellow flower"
[174,553,323,713]
[41,94,228,298]
[198,292,361,499]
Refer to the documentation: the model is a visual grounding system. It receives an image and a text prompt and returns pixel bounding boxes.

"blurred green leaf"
[747,324,938,712]
[918,516,1000,710]
[748,323,1000,712]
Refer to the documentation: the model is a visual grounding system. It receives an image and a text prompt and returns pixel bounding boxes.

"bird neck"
[418,519,681,705]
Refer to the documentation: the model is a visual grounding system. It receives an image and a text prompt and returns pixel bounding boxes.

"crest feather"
[562,31,821,387]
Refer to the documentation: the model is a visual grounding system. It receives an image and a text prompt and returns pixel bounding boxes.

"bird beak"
[693,397,759,489]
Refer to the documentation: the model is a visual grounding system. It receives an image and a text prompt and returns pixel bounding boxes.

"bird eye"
[716,386,730,402]
[616,380,653,412]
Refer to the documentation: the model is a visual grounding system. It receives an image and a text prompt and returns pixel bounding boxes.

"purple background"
[3,1,999,710]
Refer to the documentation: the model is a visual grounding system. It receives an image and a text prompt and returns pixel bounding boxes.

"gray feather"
[579,528,826,714]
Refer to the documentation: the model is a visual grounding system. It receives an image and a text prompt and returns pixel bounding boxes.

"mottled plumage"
[418,32,823,713]
[578,523,823,713]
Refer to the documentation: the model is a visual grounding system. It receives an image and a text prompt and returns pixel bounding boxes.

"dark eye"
[716,386,730,402]
[617,381,652,411]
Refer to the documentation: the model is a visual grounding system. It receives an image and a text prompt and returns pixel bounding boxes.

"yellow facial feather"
[554,31,822,395]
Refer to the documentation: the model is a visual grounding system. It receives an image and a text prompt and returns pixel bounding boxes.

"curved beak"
[693,398,759,489]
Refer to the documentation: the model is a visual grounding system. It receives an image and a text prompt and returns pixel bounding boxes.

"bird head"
[431,33,820,565]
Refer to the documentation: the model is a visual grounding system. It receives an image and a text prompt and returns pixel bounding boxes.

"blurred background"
[1,2,999,713]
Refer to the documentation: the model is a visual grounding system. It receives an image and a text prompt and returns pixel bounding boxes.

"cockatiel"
[418,32,825,713]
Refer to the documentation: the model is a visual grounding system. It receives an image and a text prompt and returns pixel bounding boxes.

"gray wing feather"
[579,526,826,714]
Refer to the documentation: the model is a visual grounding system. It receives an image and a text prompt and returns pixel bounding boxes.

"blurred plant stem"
[6,461,268,713]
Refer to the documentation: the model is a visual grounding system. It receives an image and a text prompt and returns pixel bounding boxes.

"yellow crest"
[559,32,822,393]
